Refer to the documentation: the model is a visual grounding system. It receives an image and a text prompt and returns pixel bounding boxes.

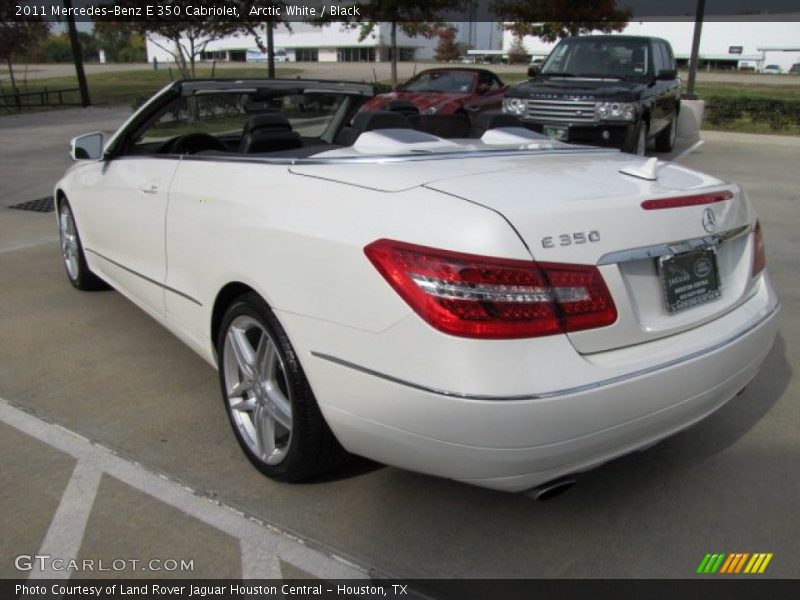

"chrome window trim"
[108,146,617,165]
[186,146,617,166]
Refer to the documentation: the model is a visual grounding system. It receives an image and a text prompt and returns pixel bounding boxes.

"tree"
[506,36,529,64]
[241,7,292,80]
[492,0,630,42]
[94,22,145,63]
[139,22,242,79]
[434,26,463,63]
[0,4,48,91]
[41,34,74,63]
[110,0,247,78]
[316,1,467,87]
[77,31,99,62]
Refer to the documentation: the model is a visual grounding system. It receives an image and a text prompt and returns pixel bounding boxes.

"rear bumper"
[289,276,779,492]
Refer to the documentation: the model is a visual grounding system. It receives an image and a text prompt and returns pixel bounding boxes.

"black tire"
[216,292,347,482]
[622,121,648,156]
[655,113,678,153]
[57,198,109,291]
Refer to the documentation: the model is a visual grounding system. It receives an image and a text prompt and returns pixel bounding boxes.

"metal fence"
[0,87,82,111]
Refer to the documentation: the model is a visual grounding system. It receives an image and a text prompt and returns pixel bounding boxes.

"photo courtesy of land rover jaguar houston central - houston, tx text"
[54,78,779,493]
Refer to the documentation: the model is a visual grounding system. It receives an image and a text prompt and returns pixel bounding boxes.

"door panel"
[77,157,179,316]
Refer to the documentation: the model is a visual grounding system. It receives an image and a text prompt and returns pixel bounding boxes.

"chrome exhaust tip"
[524,478,577,501]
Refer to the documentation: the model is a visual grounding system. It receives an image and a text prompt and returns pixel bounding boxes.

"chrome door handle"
[141,183,159,195]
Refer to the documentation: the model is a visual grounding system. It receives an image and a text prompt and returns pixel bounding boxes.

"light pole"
[686,0,706,100]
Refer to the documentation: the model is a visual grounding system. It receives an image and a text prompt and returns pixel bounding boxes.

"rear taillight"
[364,239,617,339]
[641,190,733,210]
[752,220,766,277]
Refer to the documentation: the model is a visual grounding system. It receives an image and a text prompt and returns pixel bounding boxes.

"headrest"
[243,114,293,134]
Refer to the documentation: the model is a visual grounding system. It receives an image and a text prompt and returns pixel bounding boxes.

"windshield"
[402,71,478,93]
[131,90,352,152]
[540,38,650,79]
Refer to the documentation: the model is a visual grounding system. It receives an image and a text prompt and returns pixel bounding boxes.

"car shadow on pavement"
[574,333,792,494]
[643,332,790,460]
[305,455,385,484]
[311,335,791,492]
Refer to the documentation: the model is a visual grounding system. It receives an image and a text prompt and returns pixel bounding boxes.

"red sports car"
[360,68,508,116]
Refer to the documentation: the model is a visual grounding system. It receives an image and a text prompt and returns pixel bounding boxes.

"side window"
[656,43,674,74]
[125,90,352,155]
[131,93,249,154]
[653,42,666,74]
[663,43,676,71]
[278,93,347,138]
[545,43,569,72]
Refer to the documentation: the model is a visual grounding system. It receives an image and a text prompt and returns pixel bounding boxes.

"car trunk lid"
[423,153,756,353]
[292,150,757,353]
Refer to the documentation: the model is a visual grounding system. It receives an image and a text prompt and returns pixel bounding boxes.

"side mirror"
[656,69,677,81]
[527,65,540,78]
[70,132,105,161]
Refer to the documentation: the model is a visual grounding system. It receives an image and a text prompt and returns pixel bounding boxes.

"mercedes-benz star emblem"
[702,208,717,233]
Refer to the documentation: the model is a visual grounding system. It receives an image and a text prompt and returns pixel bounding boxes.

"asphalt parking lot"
[0,107,798,581]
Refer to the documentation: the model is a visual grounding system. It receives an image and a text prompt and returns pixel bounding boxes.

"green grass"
[701,118,800,135]
[694,82,800,101]
[1,67,302,107]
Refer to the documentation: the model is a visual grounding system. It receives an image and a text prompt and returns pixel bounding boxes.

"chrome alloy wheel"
[223,316,293,465]
[59,203,80,281]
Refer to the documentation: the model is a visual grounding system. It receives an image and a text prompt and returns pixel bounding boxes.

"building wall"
[145,22,441,63]
[502,21,800,71]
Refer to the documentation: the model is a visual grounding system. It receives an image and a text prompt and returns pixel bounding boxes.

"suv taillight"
[752,220,766,277]
[364,239,617,339]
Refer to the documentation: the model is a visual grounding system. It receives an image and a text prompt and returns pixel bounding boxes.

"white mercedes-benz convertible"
[55,79,778,493]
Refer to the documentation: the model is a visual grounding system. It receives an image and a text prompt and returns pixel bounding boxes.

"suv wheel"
[623,122,648,156]
[655,115,678,152]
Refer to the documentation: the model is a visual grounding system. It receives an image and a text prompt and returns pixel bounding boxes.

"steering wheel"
[164,132,228,155]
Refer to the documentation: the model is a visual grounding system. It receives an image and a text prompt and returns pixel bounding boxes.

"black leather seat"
[239,114,303,154]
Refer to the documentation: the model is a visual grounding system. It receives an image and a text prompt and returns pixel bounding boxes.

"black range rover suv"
[503,35,681,155]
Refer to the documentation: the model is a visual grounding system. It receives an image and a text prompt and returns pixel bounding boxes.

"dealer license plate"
[543,125,568,141]
[658,248,721,314]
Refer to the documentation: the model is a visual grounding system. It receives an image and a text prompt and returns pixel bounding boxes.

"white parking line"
[27,462,102,580]
[0,397,369,581]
